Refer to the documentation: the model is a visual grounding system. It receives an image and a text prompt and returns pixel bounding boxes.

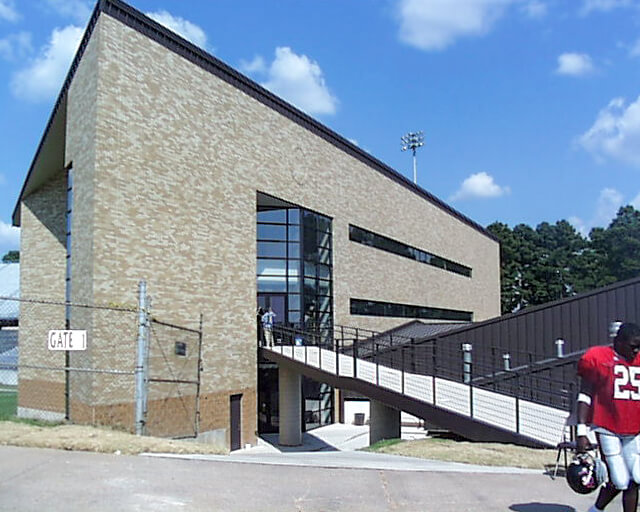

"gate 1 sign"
[48,330,87,351]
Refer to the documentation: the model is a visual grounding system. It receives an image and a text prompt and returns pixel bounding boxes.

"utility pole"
[401,131,424,184]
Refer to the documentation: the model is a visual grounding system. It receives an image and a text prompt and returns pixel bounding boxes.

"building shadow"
[510,504,576,512]
[259,431,339,452]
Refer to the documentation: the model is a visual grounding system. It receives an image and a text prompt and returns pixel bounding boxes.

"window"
[65,168,73,324]
[349,225,472,278]
[351,298,472,322]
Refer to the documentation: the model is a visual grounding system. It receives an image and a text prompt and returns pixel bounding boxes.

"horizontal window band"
[350,298,472,322]
[349,224,471,278]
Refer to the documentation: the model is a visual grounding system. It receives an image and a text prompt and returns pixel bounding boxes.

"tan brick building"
[12,0,500,450]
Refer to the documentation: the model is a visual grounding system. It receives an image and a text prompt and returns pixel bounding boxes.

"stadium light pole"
[401,131,424,185]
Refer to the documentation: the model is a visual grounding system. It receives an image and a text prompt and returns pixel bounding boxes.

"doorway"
[230,394,242,451]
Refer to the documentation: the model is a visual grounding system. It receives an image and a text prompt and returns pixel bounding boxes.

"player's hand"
[576,435,591,453]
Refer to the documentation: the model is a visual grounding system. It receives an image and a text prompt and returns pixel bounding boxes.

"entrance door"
[258,294,286,326]
[230,394,242,451]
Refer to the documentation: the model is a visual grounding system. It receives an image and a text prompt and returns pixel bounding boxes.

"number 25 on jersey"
[614,365,640,400]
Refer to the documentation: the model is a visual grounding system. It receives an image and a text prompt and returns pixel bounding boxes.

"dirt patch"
[0,421,227,456]
[368,437,557,470]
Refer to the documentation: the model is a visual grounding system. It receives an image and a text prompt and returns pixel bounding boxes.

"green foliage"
[1,250,18,263]
[488,205,640,314]
[0,389,17,419]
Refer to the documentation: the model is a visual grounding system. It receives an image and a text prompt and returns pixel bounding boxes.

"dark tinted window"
[349,225,471,278]
[351,298,472,322]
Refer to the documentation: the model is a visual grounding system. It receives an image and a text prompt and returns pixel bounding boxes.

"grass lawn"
[0,388,17,419]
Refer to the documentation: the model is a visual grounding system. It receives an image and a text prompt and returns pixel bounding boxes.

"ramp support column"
[369,400,400,445]
[278,365,302,446]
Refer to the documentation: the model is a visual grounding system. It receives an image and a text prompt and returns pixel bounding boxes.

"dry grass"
[0,420,227,456]
[367,436,557,470]
[0,420,558,471]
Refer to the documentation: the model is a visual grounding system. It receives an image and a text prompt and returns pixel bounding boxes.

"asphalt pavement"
[0,424,614,511]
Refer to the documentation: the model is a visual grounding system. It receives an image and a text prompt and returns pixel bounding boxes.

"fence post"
[135,280,150,436]
[194,313,204,437]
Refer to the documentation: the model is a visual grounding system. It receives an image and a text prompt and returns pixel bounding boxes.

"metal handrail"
[270,322,580,412]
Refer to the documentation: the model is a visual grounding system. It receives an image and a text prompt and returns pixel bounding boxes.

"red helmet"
[566,453,607,494]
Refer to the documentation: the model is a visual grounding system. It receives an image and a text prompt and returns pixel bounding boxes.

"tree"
[590,206,640,282]
[1,250,18,263]
[487,222,522,314]
[487,216,622,314]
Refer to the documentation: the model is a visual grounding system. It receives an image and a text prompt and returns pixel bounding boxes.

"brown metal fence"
[0,292,202,439]
[146,317,202,438]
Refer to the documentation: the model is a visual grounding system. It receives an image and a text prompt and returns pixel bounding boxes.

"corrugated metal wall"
[417,276,640,375]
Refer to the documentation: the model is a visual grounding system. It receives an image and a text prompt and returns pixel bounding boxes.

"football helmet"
[566,453,608,494]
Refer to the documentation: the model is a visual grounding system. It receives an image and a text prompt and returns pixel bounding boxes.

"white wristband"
[578,393,592,406]
[576,424,589,437]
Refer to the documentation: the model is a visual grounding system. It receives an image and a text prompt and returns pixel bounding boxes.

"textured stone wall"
[18,174,67,415]
[18,11,500,447]
[95,13,497,444]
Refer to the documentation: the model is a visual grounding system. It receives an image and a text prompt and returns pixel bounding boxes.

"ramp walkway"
[262,324,578,448]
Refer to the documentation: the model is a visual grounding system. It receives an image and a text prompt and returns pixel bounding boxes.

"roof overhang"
[12,95,67,226]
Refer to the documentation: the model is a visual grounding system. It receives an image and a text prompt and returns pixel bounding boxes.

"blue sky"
[1,0,640,257]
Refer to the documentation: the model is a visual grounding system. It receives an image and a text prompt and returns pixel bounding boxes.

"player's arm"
[576,379,593,452]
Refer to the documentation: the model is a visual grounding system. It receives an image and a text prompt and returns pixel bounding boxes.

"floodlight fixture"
[401,131,424,184]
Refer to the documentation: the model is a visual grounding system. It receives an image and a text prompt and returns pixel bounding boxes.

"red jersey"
[577,346,640,435]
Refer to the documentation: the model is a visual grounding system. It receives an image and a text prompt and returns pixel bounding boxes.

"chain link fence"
[0,283,203,439]
[146,318,202,438]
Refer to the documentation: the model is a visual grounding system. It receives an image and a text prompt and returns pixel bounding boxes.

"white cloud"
[578,96,640,167]
[395,0,514,51]
[260,47,338,116]
[580,0,633,15]
[0,31,31,60]
[0,0,19,22]
[10,25,83,102]
[239,56,266,74]
[632,192,640,208]
[0,221,19,250]
[523,1,548,19]
[569,187,626,235]
[450,172,510,201]
[45,0,92,24]
[556,52,595,76]
[146,10,207,49]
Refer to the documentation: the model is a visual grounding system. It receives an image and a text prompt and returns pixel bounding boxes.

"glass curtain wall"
[257,204,333,432]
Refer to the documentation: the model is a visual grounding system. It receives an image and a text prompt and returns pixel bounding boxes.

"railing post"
[354,337,359,379]
[376,343,379,386]
[503,353,511,371]
[555,338,565,358]
[401,345,405,394]
[515,371,521,434]
[462,343,472,384]
[410,338,416,373]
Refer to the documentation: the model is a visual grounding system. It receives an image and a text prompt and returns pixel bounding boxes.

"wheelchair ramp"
[262,344,568,448]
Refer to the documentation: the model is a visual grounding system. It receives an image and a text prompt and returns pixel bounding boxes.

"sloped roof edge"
[414,275,640,342]
[13,0,496,241]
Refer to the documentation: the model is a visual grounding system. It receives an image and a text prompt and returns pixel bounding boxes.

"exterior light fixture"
[401,131,424,185]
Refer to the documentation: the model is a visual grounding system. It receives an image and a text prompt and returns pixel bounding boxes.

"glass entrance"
[257,195,334,433]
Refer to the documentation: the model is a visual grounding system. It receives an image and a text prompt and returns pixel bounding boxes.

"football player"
[576,322,640,512]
